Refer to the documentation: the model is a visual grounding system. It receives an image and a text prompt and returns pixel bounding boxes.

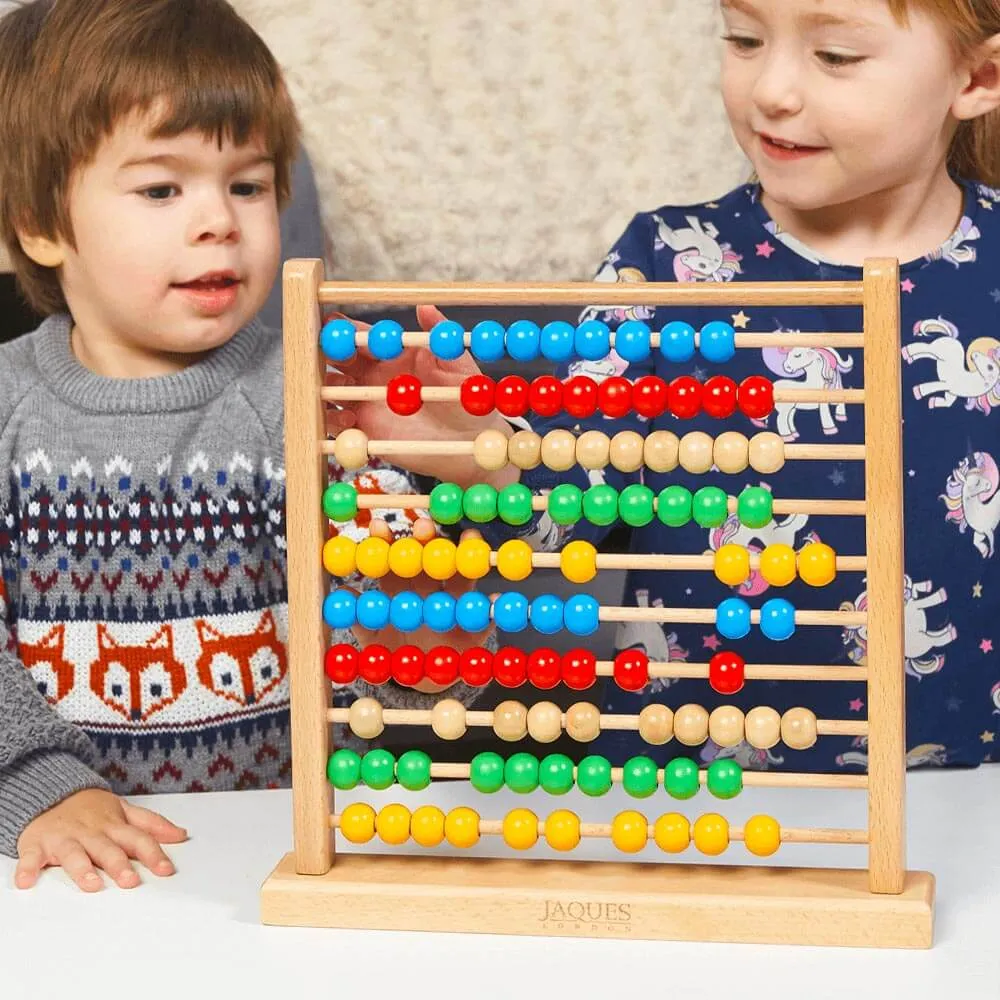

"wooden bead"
[473,429,510,472]
[431,698,468,740]
[709,705,745,748]
[678,431,714,474]
[540,430,577,472]
[745,706,781,749]
[713,431,749,474]
[507,430,542,470]
[565,701,601,742]
[527,701,563,743]
[673,703,710,745]
[781,707,818,750]
[348,697,383,739]
[609,430,645,473]
[644,430,679,473]
[749,432,785,474]
[576,430,610,470]
[333,429,369,471]
[638,703,673,744]
[494,700,528,741]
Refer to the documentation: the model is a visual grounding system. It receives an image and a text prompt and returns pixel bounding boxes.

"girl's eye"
[231,181,267,197]
[816,50,866,67]
[722,33,762,52]
[140,185,177,201]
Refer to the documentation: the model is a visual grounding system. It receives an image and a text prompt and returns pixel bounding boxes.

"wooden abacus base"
[261,853,934,949]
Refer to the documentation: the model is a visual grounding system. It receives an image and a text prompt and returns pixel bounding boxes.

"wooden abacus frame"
[260,258,935,948]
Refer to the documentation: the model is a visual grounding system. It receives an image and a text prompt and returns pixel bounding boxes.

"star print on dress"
[980,730,996,743]
[829,467,846,486]
[755,241,775,258]
[990,288,1000,303]
[901,278,916,293]
[980,639,993,653]
[702,633,721,651]
[849,698,864,712]
[732,310,750,328]
[973,582,983,598]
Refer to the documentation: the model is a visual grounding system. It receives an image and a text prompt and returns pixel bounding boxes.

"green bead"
[539,753,575,795]
[619,484,655,528]
[504,752,540,793]
[548,484,583,526]
[621,755,658,798]
[396,749,432,791]
[576,754,613,796]
[326,748,361,789]
[706,759,743,800]
[429,482,464,525]
[692,486,728,528]
[322,482,358,522]
[582,484,619,526]
[360,748,396,790]
[497,483,534,526]
[657,485,693,527]
[737,486,773,529]
[663,757,700,800]
[470,751,505,793]
[462,483,498,523]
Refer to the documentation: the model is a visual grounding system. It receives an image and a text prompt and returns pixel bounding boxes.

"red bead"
[709,650,745,695]
[564,375,598,419]
[358,643,392,685]
[703,375,738,419]
[460,646,494,686]
[529,375,563,417]
[324,643,358,684]
[494,646,528,687]
[391,645,425,686]
[460,374,496,416]
[495,375,530,418]
[738,375,774,419]
[527,647,561,689]
[386,373,423,416]
[632,375,668,418]
[667,376,702,419]
[425,645,460,686]
[561,648,597,690]
[613,648,649,691]
[598,376,633,419]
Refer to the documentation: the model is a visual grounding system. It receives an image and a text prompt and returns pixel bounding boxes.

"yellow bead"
[544,809,581,851]
[653,812,690,854]
[421,537,457,581]
[561,539,598,584]
[355,536,391,578]
[744,814,781,857]
[387,537,424,579]
[496,538,533,581]
[798,541,837,587]
[611,810,649,854]
[410,805,446,848]
[340,803,376,844]
[444,806,480,848]
[375,803,411,845]
[759,543,797,587]
[455,537,491,580]
[503,808,539,850]
[322,535,357,578]
[693,813,730,856]
[714,543,750,587]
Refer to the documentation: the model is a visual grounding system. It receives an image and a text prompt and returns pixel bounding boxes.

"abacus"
[260,259,935,948]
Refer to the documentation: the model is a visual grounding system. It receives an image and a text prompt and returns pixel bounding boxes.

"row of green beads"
[429,481,534,526]
[327,747,431,791]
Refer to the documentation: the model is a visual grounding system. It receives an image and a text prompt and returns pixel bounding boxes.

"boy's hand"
[15,788,187,892]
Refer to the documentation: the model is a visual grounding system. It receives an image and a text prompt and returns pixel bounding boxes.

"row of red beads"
[325,643,747,694]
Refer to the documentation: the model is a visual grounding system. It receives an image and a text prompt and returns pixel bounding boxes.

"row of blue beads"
[716,597,796,642]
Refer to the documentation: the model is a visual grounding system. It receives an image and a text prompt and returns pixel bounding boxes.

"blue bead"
[506,320,541,362]
[716,597,751,640]
[699,320,736,363]
[563,593,599,636]
[575,320,611,361]
[356,590,390,630]
[470,320,506,363]
[429,320,466,360]
[760,598,796,641]
[368,319,404,360]
[389,591,423,632]
[423,591,457,632]
[323,588,357,629]
[540,321,575,362]
[659,321,696,362]
[529,593,564,635]
[614,320,651,363]
[455,591,491,633]
[319,319,357,362]
[494,591,529,633]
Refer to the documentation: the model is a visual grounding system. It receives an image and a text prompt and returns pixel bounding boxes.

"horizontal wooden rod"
[594,606,865,627]
[525,551,866,574]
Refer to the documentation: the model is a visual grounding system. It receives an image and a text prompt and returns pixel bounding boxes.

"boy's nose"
[751,60,804,118]
[193,199,240,244]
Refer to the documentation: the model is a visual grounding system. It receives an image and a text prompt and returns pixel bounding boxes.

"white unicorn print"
[652,214,742,283]
[759,344,854,439]
[700,740,786,769]
[836,736,948,769]
[941,451,1000,558]
[992,680,1000,715]
[578,256,656,324]
[922,215,980,267]
[614,589,688,692]
[903,318,1000,413]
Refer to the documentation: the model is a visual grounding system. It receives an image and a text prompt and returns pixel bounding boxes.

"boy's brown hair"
[0,0,300,316]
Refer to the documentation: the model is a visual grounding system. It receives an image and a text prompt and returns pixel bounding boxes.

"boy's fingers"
[54,840,104,892]
[14,845,45,889]
[369,519,392,542]
[411,517,437,543]
[415,304,449,331]
[325,408,357,436]
[121,802,188,842]
[81,835,140,889]
[110,825,176,877]
[322,309,372,334]
[458,527,483,542]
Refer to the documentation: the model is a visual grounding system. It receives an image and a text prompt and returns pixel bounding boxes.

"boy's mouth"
[172,271,242,315]
[173,270,241,291]
[758,133,826,161]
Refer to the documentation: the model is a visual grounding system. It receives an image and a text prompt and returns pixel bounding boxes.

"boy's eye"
[722,33,762,52]
[139,185,177,201]
[816,50,866,67]
[231,181,267,197]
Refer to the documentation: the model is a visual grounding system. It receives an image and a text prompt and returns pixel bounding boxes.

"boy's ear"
[954,33,1000,121]
[17,231,65,268]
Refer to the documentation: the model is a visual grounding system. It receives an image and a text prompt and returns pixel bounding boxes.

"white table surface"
[2,767,998,1000]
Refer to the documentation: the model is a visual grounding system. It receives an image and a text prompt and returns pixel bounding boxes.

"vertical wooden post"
[282,258,333,874]
[862,258,906,894]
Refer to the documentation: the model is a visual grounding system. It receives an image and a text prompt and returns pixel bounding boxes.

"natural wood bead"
[431,699,467,740]
[526,701,563,743]
[473,429,510,472]
[494,700,528,741]
[745,706,781,749]
[507,430,542,470]
[749,432,785,474]
[576,430,610,470]
[678,431,714,474]
[709,705,745,748]
[609,430,645,473]
[565,702,601,742]
[333,429,369,471]
[713,431,749,475]
[348,697,383,739]
[673,703,710,745]
[781,707,818,750]
[644,430,680,473]
[638,703,673,744]
[540,430,578,472]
